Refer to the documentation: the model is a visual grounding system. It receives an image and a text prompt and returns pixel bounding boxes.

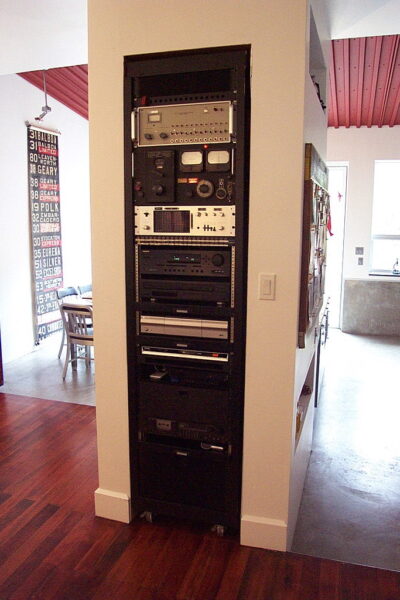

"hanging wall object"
[298,143,330,348]
[27,124,63,343]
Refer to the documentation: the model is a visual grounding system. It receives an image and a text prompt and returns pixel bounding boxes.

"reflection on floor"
[0,332,95,406]
[292,328,400,572]
[2,395,399,599]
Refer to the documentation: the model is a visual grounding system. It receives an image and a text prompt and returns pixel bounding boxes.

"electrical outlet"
[358,257,364,265]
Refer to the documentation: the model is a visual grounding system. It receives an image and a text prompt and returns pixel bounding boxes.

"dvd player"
[141,346,229,362]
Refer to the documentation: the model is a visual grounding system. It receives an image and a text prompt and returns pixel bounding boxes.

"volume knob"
[196,179,214,198]
[152,184,165,196]
[216,188,227,200]
[211,253,224,267]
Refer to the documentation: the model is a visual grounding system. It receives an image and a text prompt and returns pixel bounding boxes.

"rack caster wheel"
[140,511,153,523]
[212,524,226,537]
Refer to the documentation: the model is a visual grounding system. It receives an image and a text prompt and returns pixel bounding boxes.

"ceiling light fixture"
[35,70,52,121]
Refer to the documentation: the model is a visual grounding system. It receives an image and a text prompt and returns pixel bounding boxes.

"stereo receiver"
[138,245,232,305]
[139,246,231,277]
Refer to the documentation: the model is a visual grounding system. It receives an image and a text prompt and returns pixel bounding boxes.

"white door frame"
[326,162,348,329]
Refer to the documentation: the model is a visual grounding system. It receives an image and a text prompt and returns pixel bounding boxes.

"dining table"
[81,291,93,300]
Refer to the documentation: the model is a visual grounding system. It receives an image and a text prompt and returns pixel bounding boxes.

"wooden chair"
[56,287,79,358]
[60,303,94,380]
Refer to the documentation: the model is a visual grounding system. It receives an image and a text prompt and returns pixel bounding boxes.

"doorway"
[0,71,93,406]
[325,163,347,328]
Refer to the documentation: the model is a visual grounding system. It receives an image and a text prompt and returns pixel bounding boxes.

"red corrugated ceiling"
[17,37,400,129]
[329,35,400,128]
[18,65,88,120]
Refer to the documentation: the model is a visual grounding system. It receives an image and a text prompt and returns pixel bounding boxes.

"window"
[370,161,400,274]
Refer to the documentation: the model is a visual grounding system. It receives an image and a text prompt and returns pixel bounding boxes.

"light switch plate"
[258,273,276,300]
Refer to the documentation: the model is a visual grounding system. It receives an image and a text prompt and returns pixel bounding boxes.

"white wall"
[289,0,330,544]
[327,126,400,280]
[325,0,400,39]
[88,0,328,549]
[0,74,91,364]
[0,0,87,75]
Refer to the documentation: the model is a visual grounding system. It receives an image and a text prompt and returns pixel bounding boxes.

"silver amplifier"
[133,101,233,147]
[134,205,235,237]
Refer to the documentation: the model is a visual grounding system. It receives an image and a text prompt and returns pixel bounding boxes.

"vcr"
[139,279,231,305]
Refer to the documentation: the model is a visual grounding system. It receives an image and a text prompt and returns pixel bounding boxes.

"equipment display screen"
[168,253,200,264]
[181,151,203,166]
[154,210,191,233]
[148,113,161,123]
[207,150,229,165]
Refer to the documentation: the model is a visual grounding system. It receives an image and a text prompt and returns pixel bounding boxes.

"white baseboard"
[94,487,131,523]
[93,489,287,549]
[240,514,288,551]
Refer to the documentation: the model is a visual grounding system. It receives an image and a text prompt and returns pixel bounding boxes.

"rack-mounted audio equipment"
[125,45,250,533]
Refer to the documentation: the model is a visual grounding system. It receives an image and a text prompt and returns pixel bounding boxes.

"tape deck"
[134,205,235,237]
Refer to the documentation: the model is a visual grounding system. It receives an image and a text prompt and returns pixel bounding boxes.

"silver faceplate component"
[140,315,228,340]
[136,101,233,147]
[134,205,235,237]
[141,346,229,362]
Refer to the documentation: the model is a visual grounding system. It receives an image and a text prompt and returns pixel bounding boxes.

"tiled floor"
[0,332,95,405]
[292,328,400,572]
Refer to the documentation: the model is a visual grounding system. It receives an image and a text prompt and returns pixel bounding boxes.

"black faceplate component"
[134,150,175,204]
[125,45,250,531]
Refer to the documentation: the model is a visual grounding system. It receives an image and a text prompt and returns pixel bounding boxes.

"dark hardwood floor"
[0,392,399,599]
